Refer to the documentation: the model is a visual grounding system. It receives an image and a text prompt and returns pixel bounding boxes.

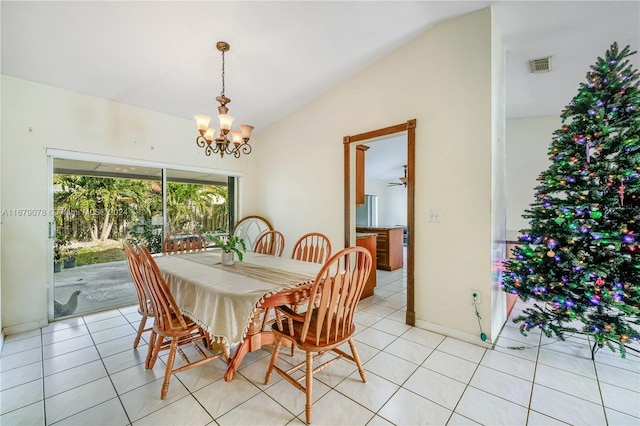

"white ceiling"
[2,1,639,182]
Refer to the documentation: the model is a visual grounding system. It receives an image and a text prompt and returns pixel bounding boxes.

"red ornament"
[596,278,605,286]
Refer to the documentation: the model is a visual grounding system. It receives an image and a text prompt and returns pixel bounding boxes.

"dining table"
[153,249,323,381]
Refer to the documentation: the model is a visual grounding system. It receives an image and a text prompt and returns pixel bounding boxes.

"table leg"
[224,309,289,381]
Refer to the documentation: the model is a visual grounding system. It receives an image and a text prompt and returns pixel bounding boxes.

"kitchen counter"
[354,232,377,299]
[356,226,404,271]
[356,225,404,231]
[356,232,378,239]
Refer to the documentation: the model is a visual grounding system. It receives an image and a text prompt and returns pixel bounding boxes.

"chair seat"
[153,314,201,339]
[271,311,355,352]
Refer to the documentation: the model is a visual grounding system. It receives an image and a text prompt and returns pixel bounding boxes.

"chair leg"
[147,332,163,369]
[348,339,367,383]
[305,350,313,425]
[161,339,179,400]
[264,337,283,385]
[134,315,147,349]
[145,331,157,368]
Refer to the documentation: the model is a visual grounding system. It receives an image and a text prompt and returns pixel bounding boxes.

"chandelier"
[195,41,254,159]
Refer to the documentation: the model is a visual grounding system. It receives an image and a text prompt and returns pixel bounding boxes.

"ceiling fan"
[388,165,408,187]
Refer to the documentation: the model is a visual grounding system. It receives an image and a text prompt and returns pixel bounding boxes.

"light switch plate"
[428,209,442,222]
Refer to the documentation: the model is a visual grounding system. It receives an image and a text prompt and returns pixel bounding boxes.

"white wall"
[246,8,501,344]
[369,180,407,227]
[489,10,507,340]
[0,64,3,350]
[361,178,407,227]
[384,188,407,227]
[506,116,560,235]
[0,76,248,333]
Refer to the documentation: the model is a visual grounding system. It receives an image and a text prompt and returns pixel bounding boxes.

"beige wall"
[246,8,502,343]
[1,8,507,345]
[0,76,247,332]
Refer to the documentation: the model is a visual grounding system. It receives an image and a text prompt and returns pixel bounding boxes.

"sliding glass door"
[51,157,234,319]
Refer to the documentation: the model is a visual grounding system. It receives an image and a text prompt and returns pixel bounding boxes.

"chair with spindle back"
[253,230,285,257]
[264,246,373,424]
[277,232,332,354]
[162,229,208,254]
[124,242,155,349]
[291,232,332,265]
[138,245,228,399]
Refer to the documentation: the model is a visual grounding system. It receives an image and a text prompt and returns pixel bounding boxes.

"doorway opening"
[344,119,416,325]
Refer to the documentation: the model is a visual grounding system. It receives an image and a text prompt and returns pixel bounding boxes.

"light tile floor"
[1,268,639,425]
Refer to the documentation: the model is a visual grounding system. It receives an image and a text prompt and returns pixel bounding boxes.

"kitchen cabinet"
[356,232,377,299]
[355,145,369,205]
[356,226,404,271]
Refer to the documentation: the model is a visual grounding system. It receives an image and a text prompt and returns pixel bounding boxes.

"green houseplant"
[54,233,69,272]
[62,246,78,268]
[209,234,247,264]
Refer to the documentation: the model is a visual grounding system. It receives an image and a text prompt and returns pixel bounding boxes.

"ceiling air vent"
[529,56,553,73]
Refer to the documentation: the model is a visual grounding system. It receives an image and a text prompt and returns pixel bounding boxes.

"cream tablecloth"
[153,250,322,349]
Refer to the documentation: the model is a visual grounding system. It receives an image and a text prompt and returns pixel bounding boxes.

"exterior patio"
[53,261,137,318]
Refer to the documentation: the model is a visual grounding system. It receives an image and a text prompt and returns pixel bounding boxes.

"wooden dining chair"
[253,230,285,257]
[123,242,155,349]
[280,232,332,353]
[291,232,332,265]
[232,215,273,252]
[264,246,373,425]
[137,245,228,399]
[162,229,208,254]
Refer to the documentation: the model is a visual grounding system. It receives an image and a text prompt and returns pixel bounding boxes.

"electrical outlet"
[428,209,442,222]
[470,290,480,305]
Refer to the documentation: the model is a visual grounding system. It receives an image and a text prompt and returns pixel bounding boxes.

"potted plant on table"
[209,235,247,265]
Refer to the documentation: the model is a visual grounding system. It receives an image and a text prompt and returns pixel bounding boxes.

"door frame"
[343,119,416,326]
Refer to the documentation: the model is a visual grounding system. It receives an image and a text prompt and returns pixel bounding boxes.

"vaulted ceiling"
[2,1,639,181]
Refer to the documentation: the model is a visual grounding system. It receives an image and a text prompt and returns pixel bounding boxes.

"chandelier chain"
[220,50,226,98]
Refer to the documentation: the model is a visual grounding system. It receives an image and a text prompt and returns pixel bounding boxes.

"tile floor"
[1,267,639,425]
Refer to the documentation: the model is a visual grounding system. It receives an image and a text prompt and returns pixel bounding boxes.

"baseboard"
[3,319,49,336]
[414,319,495,349]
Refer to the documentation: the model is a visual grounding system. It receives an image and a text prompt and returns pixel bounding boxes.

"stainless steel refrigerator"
[356,194,378,227]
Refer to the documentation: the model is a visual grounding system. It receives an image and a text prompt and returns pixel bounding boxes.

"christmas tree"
[502,42,640,357]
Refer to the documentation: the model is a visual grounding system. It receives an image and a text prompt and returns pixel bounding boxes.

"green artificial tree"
[502,42,640,357]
